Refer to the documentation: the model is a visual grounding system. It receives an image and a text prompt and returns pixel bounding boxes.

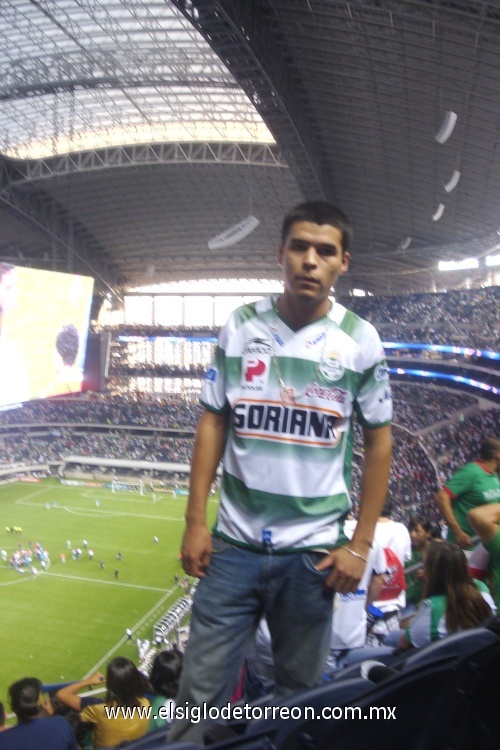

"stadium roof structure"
[1,1,500,303]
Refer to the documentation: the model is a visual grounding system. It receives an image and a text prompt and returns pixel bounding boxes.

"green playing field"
[0,478,218,710]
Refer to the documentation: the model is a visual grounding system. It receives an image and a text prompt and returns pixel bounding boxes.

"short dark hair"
[409,516,432,534]
[479,437,500,461]
[380,496,393,518]
[0,700,5,726]
[56,324,79,366]
[9,677,42,723]
[281,201,353,252]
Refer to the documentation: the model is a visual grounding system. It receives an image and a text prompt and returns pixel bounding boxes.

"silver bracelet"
[340,545,368,563]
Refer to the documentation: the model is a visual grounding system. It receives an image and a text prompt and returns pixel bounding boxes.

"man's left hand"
[315,546,367,593]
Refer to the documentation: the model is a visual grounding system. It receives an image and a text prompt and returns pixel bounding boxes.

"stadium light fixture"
[397,236,412,252]
[444,169,461,193]
[432,203,445,221]
[208,216,260,250]
[435,111,458,144]
[438,258,479,271]
[486,254,500,267]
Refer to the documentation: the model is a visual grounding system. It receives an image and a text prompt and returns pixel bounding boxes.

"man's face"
[410,524,430,551]
[0,269,17,314]
[277,221,349,307]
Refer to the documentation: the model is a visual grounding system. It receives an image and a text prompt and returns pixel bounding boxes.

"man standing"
[435,437,500,549]
[468,503,500,607]
[169,201,392,743]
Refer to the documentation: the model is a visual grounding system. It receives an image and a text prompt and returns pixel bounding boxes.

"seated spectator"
[49,696,94,750]
[147,649,183,733]
[325,535,386,673]
[366,498,411,645]
[399,541,495,651]
[55,657,150,748]
[401,516,433,624]
[0,677,77,750]
[345,540,496,667]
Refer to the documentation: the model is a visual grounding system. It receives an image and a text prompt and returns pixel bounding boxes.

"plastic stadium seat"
[400,625,498,673]
[124,730,201,750]
[329,624,497,684]
[418,637,500,750]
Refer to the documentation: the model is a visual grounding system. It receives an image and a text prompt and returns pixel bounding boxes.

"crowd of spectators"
[0,387,497,531]
[0,431,195,467]
[108,363,207,378]
[0,394,202,430]
[99,286,499,353]
[1,650,184,748]
[346,286,498,337]
[390,384,477,432]
[350,429,441,526]
[420,408,500,478]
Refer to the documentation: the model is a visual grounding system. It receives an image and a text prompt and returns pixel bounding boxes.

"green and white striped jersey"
[201,295,392,552]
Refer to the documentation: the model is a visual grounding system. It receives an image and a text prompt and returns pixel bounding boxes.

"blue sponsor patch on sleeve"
[205,367,217,382]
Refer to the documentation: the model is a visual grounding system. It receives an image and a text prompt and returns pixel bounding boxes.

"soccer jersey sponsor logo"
[270,328,285,347]
[374,363,390,381]
[306,330,327,349]
[245,359,266,382]
[242,339,272,391]
[205,367,217,383]
[484,488,500,500]
[305,384,350,404]
[319,351,344,382]
[233,400,341,446]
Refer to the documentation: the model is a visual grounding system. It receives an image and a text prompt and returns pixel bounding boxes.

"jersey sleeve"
[444,465,474,500]
[199,316,232,415]
[353,323,392,428]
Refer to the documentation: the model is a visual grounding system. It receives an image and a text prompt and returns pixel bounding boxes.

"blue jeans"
[168,537,334,744]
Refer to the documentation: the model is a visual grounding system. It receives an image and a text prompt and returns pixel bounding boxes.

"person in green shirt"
[147,650,182,733]
[401,516,433,626]
[468,503,500,608]
[435,437,500,550]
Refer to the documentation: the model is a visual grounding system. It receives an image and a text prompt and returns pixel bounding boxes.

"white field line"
[84,584,180,677]
[13,497,184,522]
[42,570,167,592]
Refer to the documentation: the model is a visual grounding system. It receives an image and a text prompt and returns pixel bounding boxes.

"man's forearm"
[351,424,392,551]
[435,489,461,534]
[186,409,227,526]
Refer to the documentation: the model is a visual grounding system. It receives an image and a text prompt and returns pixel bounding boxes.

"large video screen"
[0,264,94,407]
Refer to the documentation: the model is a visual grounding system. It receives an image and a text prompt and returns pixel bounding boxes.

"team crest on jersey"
[241,338,272,391]
[319,351,344,382]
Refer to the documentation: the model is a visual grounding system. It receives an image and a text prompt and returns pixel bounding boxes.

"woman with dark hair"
[147,650,183,733]
[55,657,150,748]
[399,541,495,650]
[0,678,77,750]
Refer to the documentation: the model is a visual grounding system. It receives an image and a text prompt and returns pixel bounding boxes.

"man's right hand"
[181,524,212,578]
[454,528,472,549]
